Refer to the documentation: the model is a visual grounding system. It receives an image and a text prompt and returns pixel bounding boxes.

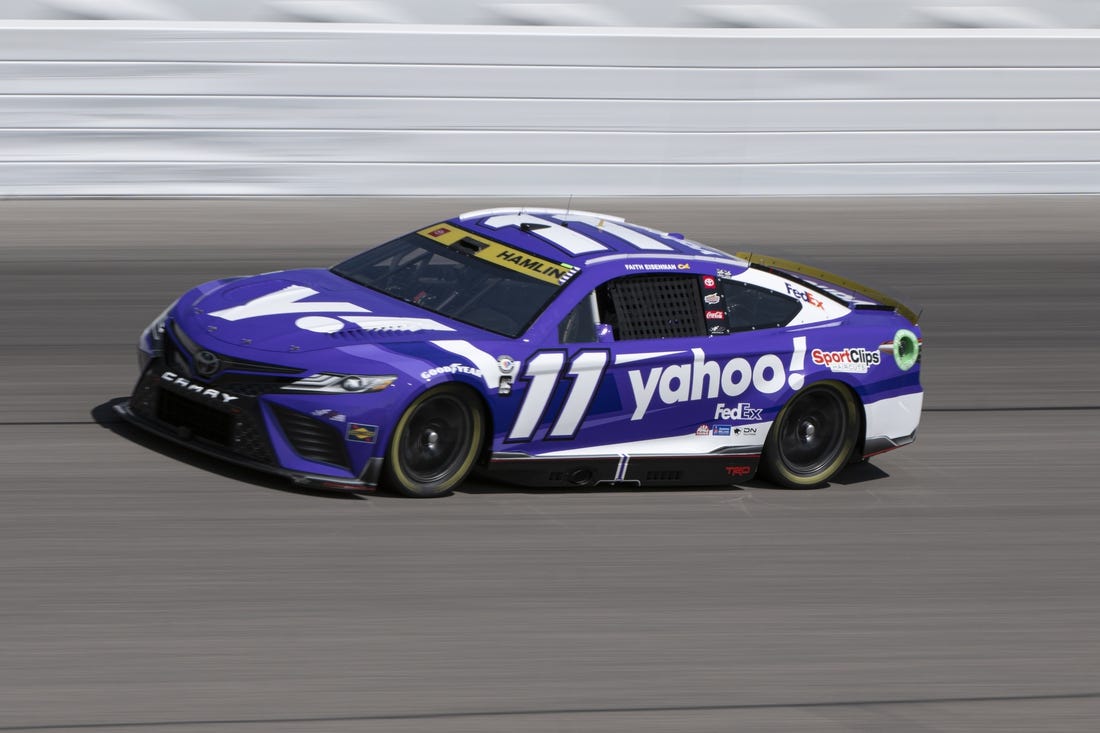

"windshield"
[331,224,579,338]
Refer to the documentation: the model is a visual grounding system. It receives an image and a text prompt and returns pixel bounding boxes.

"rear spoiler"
[735,252,920,326]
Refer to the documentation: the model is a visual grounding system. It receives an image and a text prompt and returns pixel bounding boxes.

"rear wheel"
[383,385,484,498]
[761,382,859,489]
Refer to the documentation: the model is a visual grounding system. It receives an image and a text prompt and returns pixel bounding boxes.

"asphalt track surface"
[2,197,1098,732]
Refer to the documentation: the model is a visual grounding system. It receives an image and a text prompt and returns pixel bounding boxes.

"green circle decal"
[893,329,920,371]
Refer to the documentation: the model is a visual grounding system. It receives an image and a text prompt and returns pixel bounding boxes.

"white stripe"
[614,350,685,365]
[342,315,455,333]
[583,253,744,267]
[210,284,370,322]
[553,214,674,251]
[538,425,772,457]
[616,454,630,481]
[460,207,624,222]
[483,213,607,255]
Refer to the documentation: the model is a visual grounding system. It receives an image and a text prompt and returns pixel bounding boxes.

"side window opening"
[558,292,599,344]
[559,274,707,342]
[721,279,802,332]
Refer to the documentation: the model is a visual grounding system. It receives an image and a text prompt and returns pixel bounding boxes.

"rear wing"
[735,252,920,326]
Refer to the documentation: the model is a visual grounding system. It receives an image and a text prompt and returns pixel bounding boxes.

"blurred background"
[2,4,1100,733]
[2,0,1100,196]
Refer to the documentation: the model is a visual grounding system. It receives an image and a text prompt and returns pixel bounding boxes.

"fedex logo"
[785,282,825,310]
[713,402,762,421]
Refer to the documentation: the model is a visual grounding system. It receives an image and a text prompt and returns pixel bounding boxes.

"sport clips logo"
[811,347,881,373]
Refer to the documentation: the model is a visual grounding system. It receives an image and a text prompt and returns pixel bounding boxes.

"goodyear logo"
[346,423,378,444]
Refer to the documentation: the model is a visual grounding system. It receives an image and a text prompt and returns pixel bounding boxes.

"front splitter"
[113,401,380,492]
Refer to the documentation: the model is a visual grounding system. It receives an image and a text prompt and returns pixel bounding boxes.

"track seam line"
[4,691,1098,731]
[924,405,1100,412]
[0,420,107,426]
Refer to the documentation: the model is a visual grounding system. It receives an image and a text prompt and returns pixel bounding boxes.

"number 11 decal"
[507,350,610,441]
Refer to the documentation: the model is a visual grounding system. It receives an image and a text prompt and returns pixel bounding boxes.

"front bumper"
[118,364,384,491]
[114,401,380,491]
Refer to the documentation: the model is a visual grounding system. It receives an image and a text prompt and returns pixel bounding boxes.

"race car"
[116,207,923,497]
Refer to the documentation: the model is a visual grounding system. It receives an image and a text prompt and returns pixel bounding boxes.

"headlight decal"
[282,374,396,394]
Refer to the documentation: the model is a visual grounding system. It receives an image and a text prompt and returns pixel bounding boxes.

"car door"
[502,271,714,455]
[520,268,809,456]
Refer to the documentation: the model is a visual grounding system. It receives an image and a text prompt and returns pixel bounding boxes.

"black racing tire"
[761,382,860,489]
[383,385,485,498]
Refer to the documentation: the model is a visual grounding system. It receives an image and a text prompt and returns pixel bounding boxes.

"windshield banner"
[418,224,578,286]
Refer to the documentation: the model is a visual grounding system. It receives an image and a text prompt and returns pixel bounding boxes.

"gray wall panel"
[2,23,1100,67]
[6,96,1100,132]
[2,22,1099,196]
[6,63,1100,100]
[4,130,1099,164]
[6,162,1100,196]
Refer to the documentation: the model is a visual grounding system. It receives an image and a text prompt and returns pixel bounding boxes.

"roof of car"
[447,207,744,268]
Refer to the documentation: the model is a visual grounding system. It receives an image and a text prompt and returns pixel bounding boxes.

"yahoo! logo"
[627,348,799,421]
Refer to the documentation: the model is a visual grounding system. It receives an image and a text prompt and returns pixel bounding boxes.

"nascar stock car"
[116,207,923,497]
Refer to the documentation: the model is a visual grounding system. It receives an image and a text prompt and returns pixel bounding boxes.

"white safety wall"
[2,22,1100,196]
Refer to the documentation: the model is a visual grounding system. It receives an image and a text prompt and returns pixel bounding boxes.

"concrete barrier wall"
[6,0,1100,28]
[2,22,1099,196]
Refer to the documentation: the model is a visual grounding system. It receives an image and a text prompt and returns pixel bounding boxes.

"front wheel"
[761,382,859,489]
[383,385,485,498]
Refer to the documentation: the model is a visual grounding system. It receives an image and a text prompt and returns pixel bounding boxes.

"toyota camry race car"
[116,208,923,497]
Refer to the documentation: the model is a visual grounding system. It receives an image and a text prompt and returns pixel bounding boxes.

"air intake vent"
[270,405,351,470]
[157,390,234,446]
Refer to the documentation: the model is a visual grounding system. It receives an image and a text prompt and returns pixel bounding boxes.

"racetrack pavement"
[1,198,1098,732]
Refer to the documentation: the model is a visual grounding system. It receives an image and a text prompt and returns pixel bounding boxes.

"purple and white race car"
[117,208,923,497]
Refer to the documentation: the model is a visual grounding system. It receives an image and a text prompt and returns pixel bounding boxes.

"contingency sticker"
[346,423,378,443]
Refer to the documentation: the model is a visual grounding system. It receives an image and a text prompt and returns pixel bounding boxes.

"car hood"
[179,268,479,353]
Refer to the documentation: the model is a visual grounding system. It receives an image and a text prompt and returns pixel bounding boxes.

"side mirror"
[595,323,615,343]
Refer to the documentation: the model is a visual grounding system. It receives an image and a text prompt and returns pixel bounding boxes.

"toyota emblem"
[194,350,221,378]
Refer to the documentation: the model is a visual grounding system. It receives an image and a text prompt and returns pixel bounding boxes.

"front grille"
[157,390,234,445]
[232,414,275,464]
[216,381,288,397]
[270,405,351,470]
[132,364,276,465]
